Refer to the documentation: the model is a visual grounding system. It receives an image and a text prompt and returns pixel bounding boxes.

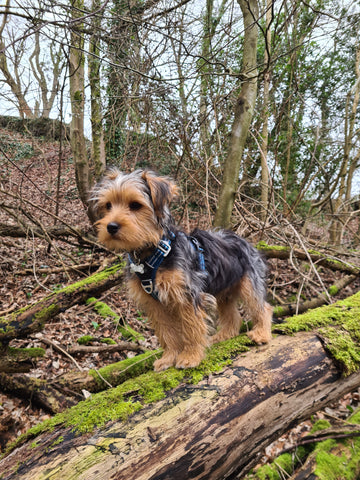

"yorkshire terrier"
[91,169,272,371]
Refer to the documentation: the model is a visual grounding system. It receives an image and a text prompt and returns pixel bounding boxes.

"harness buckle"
[157,239,171,256]
[141,279,154,294]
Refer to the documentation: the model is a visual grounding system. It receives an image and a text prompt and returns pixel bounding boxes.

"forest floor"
[1,125,360,472]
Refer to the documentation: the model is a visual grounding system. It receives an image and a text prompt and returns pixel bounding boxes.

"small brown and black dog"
[91,169,272,371]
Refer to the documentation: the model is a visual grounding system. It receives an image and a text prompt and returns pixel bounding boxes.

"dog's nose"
[107,222,120,235]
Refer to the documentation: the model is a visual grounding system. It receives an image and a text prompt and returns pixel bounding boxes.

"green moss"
[86,296,144,341]
[310,419,331,433]
[349,407,360,424]
[256,241,288,252]
[50,436,64,448]
[314,448,349,479]
[275,291,360,374]
[89,349,161,388]
[319,327,360,375]
[273,305,285,317]
[77,335,94,345]
[328,285,339,296]
[100,338,117,345]
[86,297,118,320]
[249,450,307,479]
[310,407,360,479]
[65,263,125,293]
[8,347,45,359]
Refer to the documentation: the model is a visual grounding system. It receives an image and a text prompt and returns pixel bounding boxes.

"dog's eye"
[129,201,142,211]
[105,202,112,211]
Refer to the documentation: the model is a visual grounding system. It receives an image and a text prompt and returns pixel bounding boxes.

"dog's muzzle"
[107,222,120,235]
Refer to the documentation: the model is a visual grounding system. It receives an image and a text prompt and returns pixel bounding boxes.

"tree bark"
[69,0,91,209]
[1,330,360,479]
[259,0,272,222]
[214,0,259,228]
[89,0,106,182]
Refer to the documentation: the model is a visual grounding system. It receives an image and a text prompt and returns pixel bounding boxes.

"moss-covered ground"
[274,290,360,374]
[247,413,360,480]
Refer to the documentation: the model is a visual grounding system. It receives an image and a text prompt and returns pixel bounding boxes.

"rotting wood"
[0,373,77,414]
[1,332,360,480]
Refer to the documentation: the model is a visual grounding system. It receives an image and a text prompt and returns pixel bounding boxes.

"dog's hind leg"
[238,275,272,344]
[211,283,243,344]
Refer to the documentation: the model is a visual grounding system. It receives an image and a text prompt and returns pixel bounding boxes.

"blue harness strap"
[128,232,175,301]
[128,232,207,302]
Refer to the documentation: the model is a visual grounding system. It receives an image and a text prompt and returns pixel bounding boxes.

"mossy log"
[273,273,357,318]
[0,263,125,373]
[257,241,360,275]
[0,347,45,373]
[0,373,77,414]
[0,262,125,344]
[2,292,360,479]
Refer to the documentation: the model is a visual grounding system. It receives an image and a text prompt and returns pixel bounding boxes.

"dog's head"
[90,169,178,252]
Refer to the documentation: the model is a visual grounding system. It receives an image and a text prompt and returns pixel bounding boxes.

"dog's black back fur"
[156,227,267,305]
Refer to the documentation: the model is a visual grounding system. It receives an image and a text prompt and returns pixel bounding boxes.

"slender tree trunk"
[214,0,259,228]
[329,44,360,245]
[69,0,91,208]
[0,13,34,119]
[260,0,272,222]
[89,0,106,180]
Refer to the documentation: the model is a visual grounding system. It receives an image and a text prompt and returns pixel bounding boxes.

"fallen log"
[273,273,357,318]
[0,262,125,374]
[0,262,125,343]
[257,241,360,275]
[2,292,360,479]
[0,373,77,414]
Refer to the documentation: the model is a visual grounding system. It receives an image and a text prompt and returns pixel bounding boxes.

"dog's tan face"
[91,169,178,253]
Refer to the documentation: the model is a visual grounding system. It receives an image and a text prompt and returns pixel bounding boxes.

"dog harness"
[128,232,206,301]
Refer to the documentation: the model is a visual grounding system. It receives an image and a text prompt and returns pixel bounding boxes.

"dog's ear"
[141,170,179,218]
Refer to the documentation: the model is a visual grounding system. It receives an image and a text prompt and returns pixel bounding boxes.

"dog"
[90,169,272,371]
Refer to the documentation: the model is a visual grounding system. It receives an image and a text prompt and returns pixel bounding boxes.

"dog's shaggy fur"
[91,169,272,371]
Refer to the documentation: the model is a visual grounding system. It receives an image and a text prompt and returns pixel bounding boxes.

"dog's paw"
[175,351,204,369]
[247,328,272,344]
[210,329,238,345]
[153,353,176,372]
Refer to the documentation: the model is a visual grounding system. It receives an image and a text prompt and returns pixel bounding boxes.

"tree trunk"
[259,0,272,222]
[89,0,106,182]
[1,330,360,480]
[69,0,91,209]
[329,43,360,245]
[214,0,259,228]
